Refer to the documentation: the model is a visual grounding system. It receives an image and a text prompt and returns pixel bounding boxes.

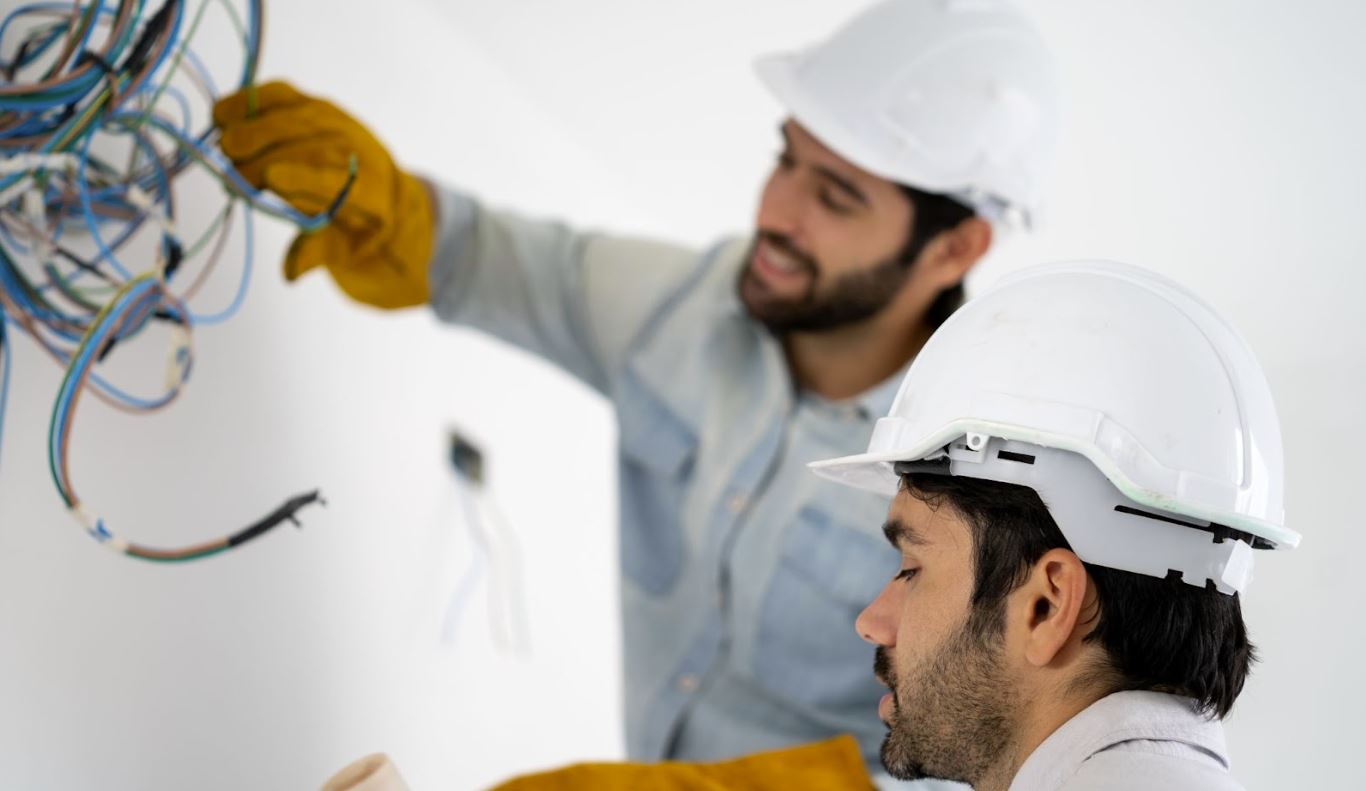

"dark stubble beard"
[875,613,1019,786]
[737,230,913,334]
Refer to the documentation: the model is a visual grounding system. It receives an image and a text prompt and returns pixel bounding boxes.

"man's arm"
[427,184,707,395]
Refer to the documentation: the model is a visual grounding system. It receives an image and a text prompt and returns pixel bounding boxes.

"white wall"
[0,1,1361,789]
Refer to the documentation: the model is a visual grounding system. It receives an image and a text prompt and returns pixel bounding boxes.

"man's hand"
[214,81,435,309]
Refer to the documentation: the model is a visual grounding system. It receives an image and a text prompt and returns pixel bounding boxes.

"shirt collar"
[1009,691,1230,791]
[858,362,907,418]
[796,355,908,421]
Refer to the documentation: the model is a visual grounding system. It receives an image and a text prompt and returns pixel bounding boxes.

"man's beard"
[737,230,912,334]
[875,612,1018,786]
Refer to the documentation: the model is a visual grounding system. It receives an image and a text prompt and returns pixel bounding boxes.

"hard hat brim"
[809,424,1303,552]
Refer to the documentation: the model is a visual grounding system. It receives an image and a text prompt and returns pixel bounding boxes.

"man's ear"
[915,216,992,290]
[1011,547,1091,668]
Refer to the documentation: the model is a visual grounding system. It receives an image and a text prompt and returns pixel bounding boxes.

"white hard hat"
[810,261,1298,595]
[756,0,1060,227]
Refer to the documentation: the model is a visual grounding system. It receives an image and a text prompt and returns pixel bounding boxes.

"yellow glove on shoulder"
[213,80,434,309]
[488,736,876,791]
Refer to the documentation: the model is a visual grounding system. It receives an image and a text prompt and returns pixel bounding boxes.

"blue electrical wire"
[0,313,11,478]
[132,110,354,232]
[188,200,249,325]
[48,277,184,492]
[74,110,168,279]
[0,4,96,77]
[180,46,217,98]
[2,0,336,560]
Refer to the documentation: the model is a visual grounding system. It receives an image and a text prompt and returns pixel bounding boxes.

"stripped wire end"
[285,490,329,527]
[225,488,326,548]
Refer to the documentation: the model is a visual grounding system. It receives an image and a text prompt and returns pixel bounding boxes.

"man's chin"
[736,269,828,335]
[880,735,932,782]
[879,709,952,784]
[738,276,779,321]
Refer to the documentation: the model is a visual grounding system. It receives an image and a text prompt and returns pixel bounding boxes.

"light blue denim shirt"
[428,186,942,781]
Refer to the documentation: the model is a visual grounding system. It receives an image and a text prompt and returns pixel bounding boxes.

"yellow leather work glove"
[213,80,434,309]
[487,736,875,791]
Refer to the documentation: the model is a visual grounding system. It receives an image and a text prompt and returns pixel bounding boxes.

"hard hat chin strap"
[895,435,1254,595]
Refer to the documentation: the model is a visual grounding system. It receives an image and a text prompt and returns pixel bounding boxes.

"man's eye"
[776,152,795,169]
[894,568,919,582]
[819,191,854,215]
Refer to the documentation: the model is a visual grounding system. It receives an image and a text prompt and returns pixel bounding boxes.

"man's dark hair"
[897,185,976,328]
[901,471,1256,718]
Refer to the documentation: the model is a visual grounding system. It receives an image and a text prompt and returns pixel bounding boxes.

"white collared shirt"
[1010,690,1245,791]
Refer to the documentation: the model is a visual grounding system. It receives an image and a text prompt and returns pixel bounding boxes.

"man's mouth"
[750,236,813,287]
[874,648,896,692]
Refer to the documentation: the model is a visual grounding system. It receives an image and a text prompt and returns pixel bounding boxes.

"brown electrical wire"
[7,0,325,562]
[0,0,136,95]
[179,201,235,302]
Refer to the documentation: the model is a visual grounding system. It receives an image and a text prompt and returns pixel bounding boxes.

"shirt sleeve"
[425,183,707,395]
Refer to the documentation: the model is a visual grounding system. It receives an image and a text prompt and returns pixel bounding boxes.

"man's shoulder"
[583,232,746,312]
[594,235,763,422]
[596,233,752,347]
[1059,746,1246,791]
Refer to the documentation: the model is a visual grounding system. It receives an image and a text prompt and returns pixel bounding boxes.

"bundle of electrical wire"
[0,0,355,562]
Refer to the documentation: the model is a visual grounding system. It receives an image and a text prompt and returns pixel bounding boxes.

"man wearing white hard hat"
[213,0,1059,776]
[318,261,1295,790]
[810,261,1299,790]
